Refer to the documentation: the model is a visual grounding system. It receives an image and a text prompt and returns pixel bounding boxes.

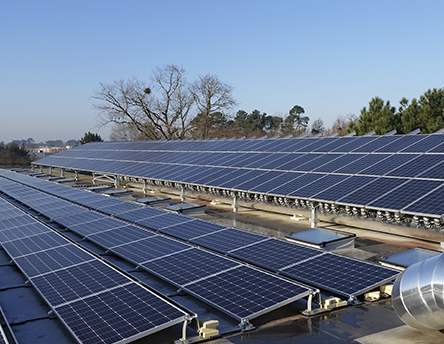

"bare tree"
[324,114,359,136]
[190,74,237,138]
[310,118,325,136]
[92,64,194,140]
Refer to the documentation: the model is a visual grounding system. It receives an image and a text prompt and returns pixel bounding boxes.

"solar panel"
[218,170,268,189]
[312,154,363,173]
[69,217,128,236]
[54,283,188,344]
[159,220,227,241]
[1,232,70,258]
[190,228,269,253]
[338,177,408,207]
[87,225,157,248]
[352,136,400,153]
[110,236,191,265]
[289,174,349,198]
[140,248,240,287]
[30,260,131,306]
[269,173,326,197]
[374,135,426,153]
[135,213,193,230]
[229,238,324,270]
[114,207,165,222]
[311,176,377,202]
[0,214,36,231]
[183,265,311,321]
[387,154,443,178]
[248,172,304,194]
[0,222,51,242]
[275,153,323,171]
[357,154,417,176]
[334,154,389,174]
[403,185,444,216]
[281,253,399,298]
[417,161,444,180]
[367,179,443,211]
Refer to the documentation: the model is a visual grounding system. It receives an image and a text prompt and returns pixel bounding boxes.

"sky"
[1,0,443,143]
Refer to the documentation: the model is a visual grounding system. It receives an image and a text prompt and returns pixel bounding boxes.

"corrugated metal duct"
[392,252,444,331]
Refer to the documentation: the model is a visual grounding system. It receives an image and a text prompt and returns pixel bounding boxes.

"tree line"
[92,64,444,140]
[0,143,31,166]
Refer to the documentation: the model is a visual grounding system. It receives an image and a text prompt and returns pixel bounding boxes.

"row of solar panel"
[0,170,399,299]
[34,155,444,217]
[38,151,444,178]
[0,197,189,344]
[68,134,444,154]
[0,173,312,321]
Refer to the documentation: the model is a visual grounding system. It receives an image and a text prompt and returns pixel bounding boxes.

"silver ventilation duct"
[392,252,444,331]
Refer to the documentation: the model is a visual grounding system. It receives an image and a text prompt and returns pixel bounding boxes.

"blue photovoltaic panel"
[14,245,95,278]
[31,260,131,306]
[140,248,240,287]
[199,168,243,187]
[229,238,323,270]
[338,177,408,206]
[352,136,400,153]
[191,167,234,185]
[289,174,349,198]
[184,265,310,320]
[54,211,106,228]
[281,253,399,297]
[294,139,322,152]
[248,172,304,194]
[135,213,194,230]
[269,139,309,152]
[331,137,378,152]
[275,153,323,171]
[243,153,282,169]
[417,161,444,180]
[87,225,157,248]
[110,236,191,265]
[357,154,417,176]
[0,214,36,231]
[181,167,224,184]
[218,170,268,189]
[311,176,377,202]
[367,179,443,211]
[2,232,69,258]
[268,173,326,196]
[374,135,426,153]
[403,135,444,152]
[232,171,283,191]
[403,185,444,216]
[0,222,51,243]
[298,138,339,152]
[312,154,363,173]
[69,217,128,236]
[114,207,165,222]
[190,228,269,253]
[230,153,268,167]
[94,201,142,216]
[54,283,188,344]
[292,154,342,172]
[224,153,259,167]
[261,153,304,170]
[387,155,443,178]
[159,220,227,241]
[334,154,389,174]
[262,139,292,152]
[312,137,358,152]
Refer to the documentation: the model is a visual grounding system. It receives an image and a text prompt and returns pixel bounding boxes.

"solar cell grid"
[403,185,444,216]
[293,154,342,172]
[198,168,243,187]
[387,154,443,178]
[417,160,444,180]
[110,235,191,265]
[184,265,310,320]
[190,228,269,253]
[367,179,443,211]
[268,173,326,196]
[69,217,127,236]
[229,238,323,270]
[331,136,377,152]
[54,211,106,228]
[312,153,363,173]
[140,248,240,286]
[2,232,69,258]
[281,253,399,297]
[299,138,339,152]
[292,139,322,152]
[135,213,193,230]
[30,260,131,306]
[334,154,388,174]
[14,245,95,278]
[0,214,35,231]
[357,154,416,176]
[402,134,444,152]
[159,220,227,241]
[338,177,408,206]
[93,201,142,216]
[374,135,426,153]
[352,136,400,153]
[230,153,268,167]
[219,170,267,189]
[232,171,283,191]
[87,225,157,248]
[0,222,51,243]
[54,283,187,344]
[312,137,358,152]
[276,153,323,171]
[311,176,376,202]
[248,172,304,194]
[114,207,165,222]
[289,174,349,198]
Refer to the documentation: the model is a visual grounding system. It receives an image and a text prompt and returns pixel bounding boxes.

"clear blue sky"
[1,0,443,143]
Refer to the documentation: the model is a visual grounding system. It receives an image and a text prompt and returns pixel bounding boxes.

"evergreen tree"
[80,132,103,145]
